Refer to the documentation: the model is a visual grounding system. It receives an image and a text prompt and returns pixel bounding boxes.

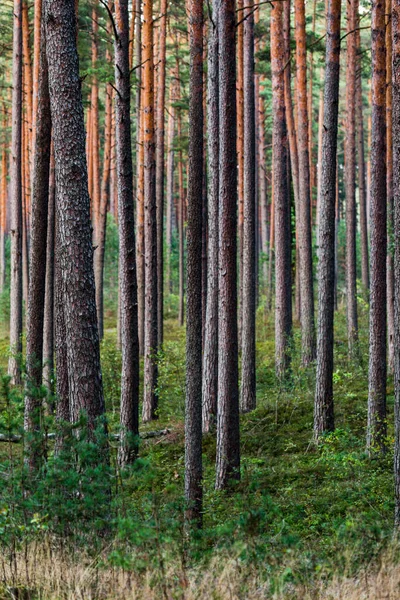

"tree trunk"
[9,0,23,386]
[155,0,167,347]
[215,0,240,490]
[314,0,341,439]
[356,61,370,298]
[94,3,113,340]
[43,148,55,397]
[294,0,315,364]
[367,0,387,454]
[185,0,203,526]
[24,1,52,468]
[115,0,140,466]
[165,78,176,296]
[90,1,101,243]
[344,0,359,356]
[45,0,106,436]
[386,0,395,372]
[271,0,292,381]
[142,0,158,423]
[237,0,244,345]
[0,108,8,295]
[202,0,219,434]
[393,0,400,525]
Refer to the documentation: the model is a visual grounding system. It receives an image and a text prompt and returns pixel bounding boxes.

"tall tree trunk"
[9,0,23,385]
[240,1,256,411]
[45,0,106,437]
[344,0,359,356]
[185,0,203,526]
[177,84,185,327]
[393,0,400,525]
[283,0,300,322]
[386,0,395,372]
[90,0,101,242]
[367,0,387,454]
[165,79,176,296]
[32,0,43,152]
[295,0,315,364]
[94,4,113,340]
[356,61,370,298]
[202,0,219,434]
[155,0,167,347]
[0,108,8,295]
[271,0,292,380]
[314,0,341,439]
[115,0,140,466]
[135,0,144,356]
[215,0,240,490]
[142,0,158,422]
[237,0,244,344]
[24,1,52,468]
[43,148,55,397]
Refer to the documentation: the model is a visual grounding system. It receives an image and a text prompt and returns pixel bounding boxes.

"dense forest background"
[0,0,399,598]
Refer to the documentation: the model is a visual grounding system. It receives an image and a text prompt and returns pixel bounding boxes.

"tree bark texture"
[314,0,341,439]
[215,0,240,490]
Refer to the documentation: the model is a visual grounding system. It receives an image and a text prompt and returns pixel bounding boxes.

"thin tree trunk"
[94,4,113,340]
[90,1,101,242]
[386,0,395,372]
[185,0,203,526]
[9,0,23,385]
[393,0,400,525]
[271,0,292,380]
[344,0,359,356]
[295,0,315,364]
[24,1,51,468]
[177,89,185,327]
[0,108,8,295]
[155,0,167,347]
[367,0,387,454]
[237,0,244,344]
[314,0,341,439]
[142,0,158,422]
[240,0,256,412]
[202,0,219,434]
[165,79,176,296]
[215,0,240,490]
[356,61,370,298]
[115,0,140,466]
[43,148,55,397]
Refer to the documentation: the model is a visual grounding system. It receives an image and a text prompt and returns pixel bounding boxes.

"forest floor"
[0,300,399,598]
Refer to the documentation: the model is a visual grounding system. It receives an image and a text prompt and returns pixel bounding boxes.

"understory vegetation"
[0,285,397,599]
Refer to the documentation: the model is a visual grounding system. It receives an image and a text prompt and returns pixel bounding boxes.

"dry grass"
[1,544,400,600]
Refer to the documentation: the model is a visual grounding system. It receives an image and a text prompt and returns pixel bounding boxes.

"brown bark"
[271,0,292,380]
[155,0,167,347]
[45,0,106,436]
[295,0,315,364]
[177,76,185,327]
[314,0,342,439]
[215,0,240,490]
[24,1,52,467]
[356,56,370,298]
[90,1,101,243]
[165,78,176,295]
[115,0,140,466]
[393,0,400,525]
[344,0,359,356]
[142,0,158,422]
[202,0,219,433]
[185,0,204,526]
[237,0,244,342]
[367,0,387,454]
[135,0,144,355]
[43,148,55,397]
[386,0,395,372]
[94,3,113,340]
[0,109,8,294]
[240,1,256,411]
[9,0,23,385]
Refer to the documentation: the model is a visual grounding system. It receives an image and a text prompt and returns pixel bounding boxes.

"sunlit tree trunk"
[142,0,158,422]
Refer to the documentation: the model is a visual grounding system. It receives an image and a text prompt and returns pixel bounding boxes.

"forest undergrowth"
[0,297,398,599]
